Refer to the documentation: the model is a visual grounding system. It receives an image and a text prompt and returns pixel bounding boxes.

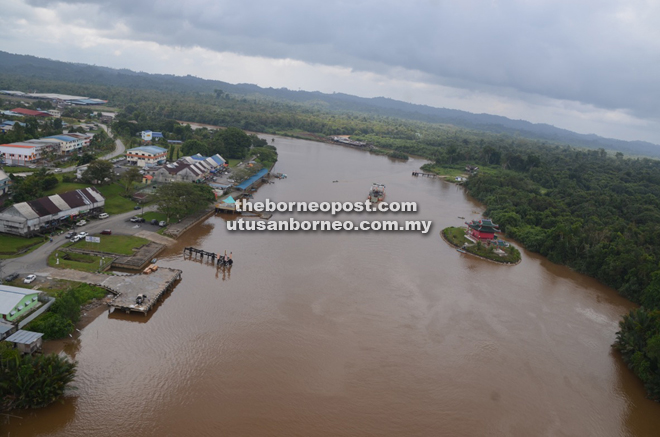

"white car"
[77,220,87,226]
[71,235,80,243]
[98,213,109,219]
[23,274,37,284]
[78,232,88,238]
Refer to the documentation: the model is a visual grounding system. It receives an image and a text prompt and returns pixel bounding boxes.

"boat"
[456,248,467,254]
[368,183,386,203]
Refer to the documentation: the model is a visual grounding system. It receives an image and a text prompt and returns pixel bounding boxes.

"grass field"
[0,234,47,259]
[68,234,149,255]
[48,250,106,272]
[2,166,39,174]
[141,211,167,223]
[226,159,241,167]
[44,182,137,214]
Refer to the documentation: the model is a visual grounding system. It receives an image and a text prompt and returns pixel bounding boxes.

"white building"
[0,143,41,166]
[43,135,84,154]
[126,146,167,167]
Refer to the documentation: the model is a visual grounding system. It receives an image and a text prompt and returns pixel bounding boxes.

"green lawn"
[44,182,136,214]
[226,159,241,167]
[68,234,149,255]
[48,250,107,272]
[0,234,47,259]
[1,166,38,174]
[141,211,167,223]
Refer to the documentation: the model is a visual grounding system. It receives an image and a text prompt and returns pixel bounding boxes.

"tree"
[153,183,215,221]
[82,160,114,185]
[181,139,208,156]
[120,166,142,194]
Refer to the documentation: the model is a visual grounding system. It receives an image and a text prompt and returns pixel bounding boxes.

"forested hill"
[1,50,659,157]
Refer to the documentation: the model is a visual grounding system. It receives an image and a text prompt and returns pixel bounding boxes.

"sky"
[1,0,659,143]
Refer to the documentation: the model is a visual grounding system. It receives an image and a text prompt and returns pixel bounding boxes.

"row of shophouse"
[0,133,94,166]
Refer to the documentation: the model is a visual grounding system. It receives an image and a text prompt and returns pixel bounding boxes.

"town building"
[65,132,94,147]
[9,108,51,117]
[139,130,164,142]
[146,153,226,183]
[0,169,11,195]
[0,285,40,322]
[0,187,105,236]
[126,146,167,167]
[0,120,26,132]
[43,135,85,155]
[0,143,41,166]
[466,219,500,241]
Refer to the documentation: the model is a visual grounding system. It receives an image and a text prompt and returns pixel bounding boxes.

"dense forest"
[1,56,659,401]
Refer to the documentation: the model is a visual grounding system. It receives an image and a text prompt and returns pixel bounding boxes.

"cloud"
[3,0,660,143]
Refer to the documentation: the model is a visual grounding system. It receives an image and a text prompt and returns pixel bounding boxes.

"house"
[0,285,41,322]
[466,219,499,241]
[126,146,167,167]
[0,169,11,195]
[0,187,105,236]
[4,330,44,354]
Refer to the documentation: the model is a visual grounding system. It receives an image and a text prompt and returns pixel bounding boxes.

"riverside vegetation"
[1,65,660,401]
[442,227,521,264]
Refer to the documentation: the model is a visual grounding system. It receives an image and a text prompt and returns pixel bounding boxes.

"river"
[5,136,660,436]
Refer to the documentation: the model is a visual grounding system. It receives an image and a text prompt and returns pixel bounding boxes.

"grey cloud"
[25,0,660,120]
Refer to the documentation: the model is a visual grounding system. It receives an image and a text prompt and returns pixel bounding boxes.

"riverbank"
[441,226,521,265]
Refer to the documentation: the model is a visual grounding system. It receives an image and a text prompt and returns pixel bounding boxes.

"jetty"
[412,171,437,178]
[183,247,234,266]
[105,267,182,315]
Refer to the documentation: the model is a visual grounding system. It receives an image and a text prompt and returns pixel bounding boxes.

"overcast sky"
[2,0,659,143]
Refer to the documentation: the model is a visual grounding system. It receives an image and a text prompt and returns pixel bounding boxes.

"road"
[58,124,126,173]
[1,205,158,277]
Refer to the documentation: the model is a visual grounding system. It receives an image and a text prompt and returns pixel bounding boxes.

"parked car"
[101,229,112,235]
[65,231,76,239]
[98,213,109,219]
[5,273,19,282]
[78,232,88,238]
[151,219,158,225]
[71,235,80,243]
[134,205,141,210]
[77,220,87,226]
[130,216,140,223]
[159,221,167,227]
[23,274,37,284]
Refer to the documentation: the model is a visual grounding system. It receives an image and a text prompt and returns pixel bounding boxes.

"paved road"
[59,124,126,173]
[1,205,159,277]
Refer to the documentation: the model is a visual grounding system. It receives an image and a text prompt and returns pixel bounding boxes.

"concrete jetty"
[101,268,182,315]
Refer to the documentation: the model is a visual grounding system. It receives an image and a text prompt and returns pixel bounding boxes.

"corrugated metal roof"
[84,187,104,203]
[12,202,39,219]
[45,135,77,142]
[0,286,36,314]
[26,198,52,217]
[6,330,44,345]
[48,194,70,211]
[58,190,87,208]
[0,323,13,335]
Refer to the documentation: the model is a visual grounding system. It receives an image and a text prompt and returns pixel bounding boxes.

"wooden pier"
[105,267,182,315]
[412,171,437,178]
[183,247,234,266]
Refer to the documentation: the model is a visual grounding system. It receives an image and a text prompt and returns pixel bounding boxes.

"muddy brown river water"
[4,137,660,436]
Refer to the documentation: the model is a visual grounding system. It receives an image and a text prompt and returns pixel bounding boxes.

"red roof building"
[10,108,51,117]
[466,219,499,240]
